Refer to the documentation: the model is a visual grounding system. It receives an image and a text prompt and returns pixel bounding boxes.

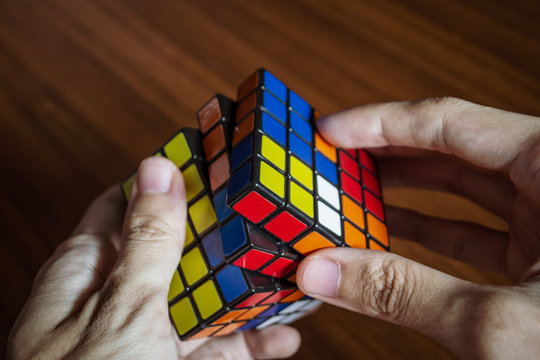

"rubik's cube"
[121,68,389,340]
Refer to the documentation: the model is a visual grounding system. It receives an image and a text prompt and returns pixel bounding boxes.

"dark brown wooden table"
[1,1,539,358]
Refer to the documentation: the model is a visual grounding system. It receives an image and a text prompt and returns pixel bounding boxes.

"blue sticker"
[201,229,225,269]
[214,188,234,223]
[261,112,286,146]
[216,265,249,304]
[263,70,287,101]
[259,303,290,318]
[230,135,253,171]
[227,161,251,200]
[262,91,286,124]
[289,90,311,120]
[315,152,338,185]
[290,111,312,143]
[289,132,312,166]
[220,215,248,256]
[238,317,267,332]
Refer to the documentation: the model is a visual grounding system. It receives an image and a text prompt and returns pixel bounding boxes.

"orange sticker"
[188,325,221,340]
[213,321,247,337]
[203,124,226,161]
[367,213,388,246]
[236,305,271,321]
[282,289,306,303]
[315,133,337,162]
[293,231,335,255]
[233,113,255,146]
[344,221,367,249]
[342,195,365,229]
[369,240,386,251]
[237,71,259,102]
[212,309,248,325]
[198,97,222,133]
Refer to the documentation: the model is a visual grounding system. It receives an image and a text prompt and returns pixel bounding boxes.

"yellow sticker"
[180,247,208,286]
[170,297,198,335]
[259,161,284,198]
[188,195,217,235]
[182,164,205,201]
[290,181,314,218]
[185,224,195,247]
[163,132,192,167]
[121,173,136,200]
[261,135,285,171]
[290,156,313,191]
[193,280,223,319]
[167,271,185,302]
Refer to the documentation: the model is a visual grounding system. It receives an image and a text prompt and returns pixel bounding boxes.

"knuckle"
[127,213,177,242]
[409,97,469,150]
[56,234,96,254]
[416,96,468,111]
[355,259,415,321]
[50,235,104,270]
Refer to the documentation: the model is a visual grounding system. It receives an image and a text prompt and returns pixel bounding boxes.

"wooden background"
[1,1,539,358]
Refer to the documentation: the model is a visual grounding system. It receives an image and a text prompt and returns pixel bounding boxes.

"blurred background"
[1,1,539,358]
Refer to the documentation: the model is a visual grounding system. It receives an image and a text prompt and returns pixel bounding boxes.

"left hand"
[7,157,301,360]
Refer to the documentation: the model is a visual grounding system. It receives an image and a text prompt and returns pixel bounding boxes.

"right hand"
[297,97,540,359]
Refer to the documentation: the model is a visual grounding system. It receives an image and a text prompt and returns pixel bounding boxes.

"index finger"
[317,98,540,171]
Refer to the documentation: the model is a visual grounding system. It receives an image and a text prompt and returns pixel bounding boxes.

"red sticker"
[233,191,277,223]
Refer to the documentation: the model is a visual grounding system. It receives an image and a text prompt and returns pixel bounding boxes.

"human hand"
[296,98,540,359]
[8,157,300,360]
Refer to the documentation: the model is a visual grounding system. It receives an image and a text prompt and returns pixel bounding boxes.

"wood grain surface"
[1,1,539,358]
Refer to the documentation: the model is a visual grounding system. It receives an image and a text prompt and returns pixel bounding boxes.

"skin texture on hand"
[7,157,301,360]
[297,98,540,359]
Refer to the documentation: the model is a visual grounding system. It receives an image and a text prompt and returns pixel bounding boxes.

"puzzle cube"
[227,68,389,256]
[121,68,389,341]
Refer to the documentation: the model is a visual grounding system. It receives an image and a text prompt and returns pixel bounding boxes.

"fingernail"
[137,158,174,193]
[302,258,340,297]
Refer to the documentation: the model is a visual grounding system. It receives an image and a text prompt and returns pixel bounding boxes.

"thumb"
[297,248,477,341]
[109,157,186,298]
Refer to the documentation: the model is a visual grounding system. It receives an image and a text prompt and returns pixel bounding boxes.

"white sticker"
[255,314,287,330]
[316,175,340,210]
[317,201,342,236]
[279,299,311,314]
[279,311,306,325]
[299,299,323,312]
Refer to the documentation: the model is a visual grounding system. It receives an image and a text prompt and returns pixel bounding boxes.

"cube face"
[121,69,389,341]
